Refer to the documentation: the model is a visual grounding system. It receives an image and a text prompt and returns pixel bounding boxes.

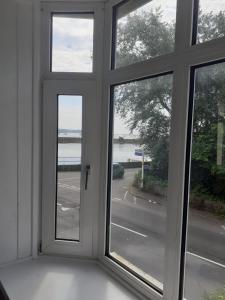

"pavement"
[56,169,225,300]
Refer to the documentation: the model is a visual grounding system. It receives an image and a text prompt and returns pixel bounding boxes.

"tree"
[115,74,172,180]
[115,7,174,179]
[115,6,225,195]
[198,11,225,43]
[115,8,174,68]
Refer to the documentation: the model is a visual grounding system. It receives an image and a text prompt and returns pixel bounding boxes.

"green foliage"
[203,286,225,300]
[133,171,142,188]
[149,138,169,180]
[114,73,172,181]
[116,7,225,203]
[133,170,167,195]
[212,165,225,176]
[116,7,175,67]
[198,11,225,43]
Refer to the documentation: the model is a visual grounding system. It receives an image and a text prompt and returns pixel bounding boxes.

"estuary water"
[58,143,142,165]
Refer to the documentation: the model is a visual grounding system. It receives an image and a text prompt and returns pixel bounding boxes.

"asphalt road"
[56,169,225,300]
[56,172,81,240]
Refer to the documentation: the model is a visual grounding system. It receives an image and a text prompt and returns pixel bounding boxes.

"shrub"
[133,170,167,195]
[203,286,225,300]
[191,160,225,201]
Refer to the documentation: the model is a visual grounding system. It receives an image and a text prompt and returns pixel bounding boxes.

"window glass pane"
[56,95,82,241]
[107,74,173,290]
[52,14,94,72]
[114,0,177,68]
[184,62,225,299]
[195,0,225,43]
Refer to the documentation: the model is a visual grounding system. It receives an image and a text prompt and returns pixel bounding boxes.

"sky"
[118,0,177,24]
[52,0,225,73]
[52,15,94,72]
[119,0,225,24]
[54,0,225,134]
[200,0,225,13]
[58,95,82,130]
[58,95,131,135]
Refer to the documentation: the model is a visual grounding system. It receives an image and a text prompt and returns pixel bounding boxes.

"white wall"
[0,0,33,265]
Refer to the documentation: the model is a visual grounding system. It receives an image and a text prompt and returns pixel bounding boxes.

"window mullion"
[175,0,194,53]
[163,64,190,300]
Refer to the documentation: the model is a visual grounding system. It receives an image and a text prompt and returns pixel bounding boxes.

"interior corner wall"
[0,0,33,265]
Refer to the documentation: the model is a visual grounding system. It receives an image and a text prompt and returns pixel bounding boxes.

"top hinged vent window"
[51,13,94,73]
[112,0,177,69]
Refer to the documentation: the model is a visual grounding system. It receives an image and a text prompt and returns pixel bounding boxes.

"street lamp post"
[141,150,144,189]
[135,148,144,189]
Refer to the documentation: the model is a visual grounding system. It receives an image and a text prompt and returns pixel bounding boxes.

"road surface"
[56,169,225,300]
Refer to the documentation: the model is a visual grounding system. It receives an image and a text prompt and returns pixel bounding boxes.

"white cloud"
[53,17,93,38]
[59,105,82,130]
[52,16,93,72]
[200,0,225,13]
[52,48,92,72]
[119,0,225,25]
[119,0,177,23]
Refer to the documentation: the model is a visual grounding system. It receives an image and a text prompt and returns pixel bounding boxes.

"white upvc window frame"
[42,79,98,257]
[40,1,104,258]
[39,0,225,299]
[41,1,104,80]
[98,0,225,300]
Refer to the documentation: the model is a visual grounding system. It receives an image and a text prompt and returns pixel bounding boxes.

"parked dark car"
[113,163,124,179]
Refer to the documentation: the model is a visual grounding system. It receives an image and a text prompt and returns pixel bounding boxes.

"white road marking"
[187,251,225,269]
[113,197,122,201]
[123,191,128,201]
[221,225,225,231]
[149,200,157,204]
[133,196,137,204]
[61,207,71,212]
[112,222,148,238]
[58,177,78,181]
[58,183,80,191]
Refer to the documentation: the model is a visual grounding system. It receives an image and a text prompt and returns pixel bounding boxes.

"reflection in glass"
[114,0,177,68]
[56,95,82,241]
[196,0,225,43]
[184,63,225,299]
[52,14,94,72]
[108,74,173,290]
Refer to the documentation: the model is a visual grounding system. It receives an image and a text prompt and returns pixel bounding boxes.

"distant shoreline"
[58,137,140,144]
